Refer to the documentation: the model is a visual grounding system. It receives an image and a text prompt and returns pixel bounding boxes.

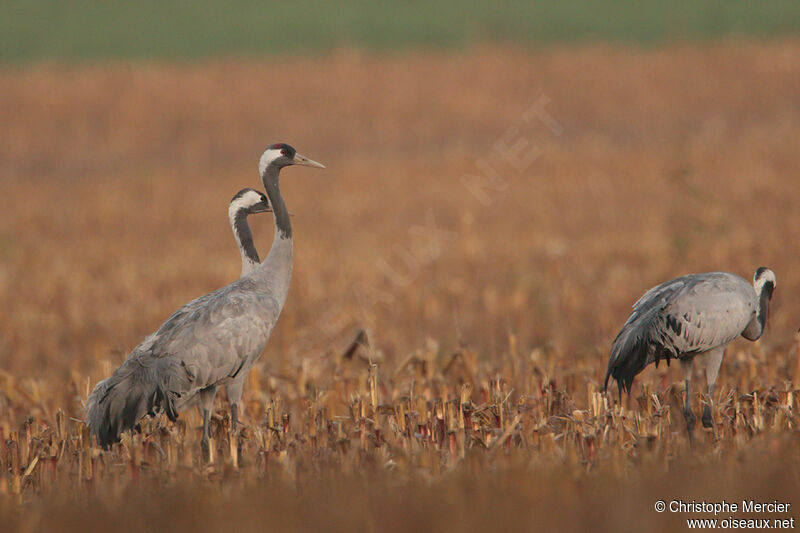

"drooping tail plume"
[85,357,183,448]
[604,305,675,398]
[604,329,652,398]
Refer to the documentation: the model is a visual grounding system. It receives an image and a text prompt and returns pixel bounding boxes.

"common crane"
[604,268,776,440]
[148,188,271,429]
[86,144,324,454]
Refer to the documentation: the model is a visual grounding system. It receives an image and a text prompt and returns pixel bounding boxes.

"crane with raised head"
[86,144,324,455]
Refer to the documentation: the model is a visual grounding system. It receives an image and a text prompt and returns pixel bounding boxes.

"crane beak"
[252,204,295,216]
[251,202,273,214]
[293,153,325,168]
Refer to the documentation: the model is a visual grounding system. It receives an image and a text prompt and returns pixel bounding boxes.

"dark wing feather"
[604,278,687,396]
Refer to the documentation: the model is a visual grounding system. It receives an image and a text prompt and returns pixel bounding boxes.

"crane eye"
[280,150,287,156]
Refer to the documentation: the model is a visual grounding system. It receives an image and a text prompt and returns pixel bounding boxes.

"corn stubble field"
[2,42,800,531]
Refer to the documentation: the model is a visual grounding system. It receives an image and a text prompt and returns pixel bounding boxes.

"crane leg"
[201,408,211,461]
[230,402,242,459]
[199,385,217,462]
[702,348,724,429]
[227,381,244,459]
[231,402,239,429]
[702,385,715,429]
[681,359,696,443]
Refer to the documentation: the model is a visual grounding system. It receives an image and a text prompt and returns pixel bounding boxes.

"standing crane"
[153,188,271,426]
[604,268,776,440]
[86,144,324,454]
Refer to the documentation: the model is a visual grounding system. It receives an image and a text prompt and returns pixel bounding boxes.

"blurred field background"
[2,2,800,532]
[3,0,800,63]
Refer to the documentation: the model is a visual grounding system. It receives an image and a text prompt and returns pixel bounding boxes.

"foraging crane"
[86,144,324,452]
[604,268,776,439]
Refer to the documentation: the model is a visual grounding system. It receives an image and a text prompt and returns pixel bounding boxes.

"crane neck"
[229,207,260,276]
[252,163,294,307]
[261,164,292,241]
[755,281,774,335]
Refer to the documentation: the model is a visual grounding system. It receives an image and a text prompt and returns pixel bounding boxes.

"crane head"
[230,188,272,215]
[259,143,325,175]
[754,267,776,299]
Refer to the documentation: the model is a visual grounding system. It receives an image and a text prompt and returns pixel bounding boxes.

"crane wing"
[127,278,282,408]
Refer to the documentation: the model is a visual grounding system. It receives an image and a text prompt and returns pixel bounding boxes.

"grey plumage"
[86,145,324,449]
[604,267,776,439]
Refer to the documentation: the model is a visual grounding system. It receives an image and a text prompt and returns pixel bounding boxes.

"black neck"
[233,210,260,264]
[262,165,292,239]
[757,283,773,333]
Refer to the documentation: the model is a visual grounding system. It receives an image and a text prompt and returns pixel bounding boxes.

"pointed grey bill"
[253,202,294,216]
[293,153,325,168]
[251,203,273,213]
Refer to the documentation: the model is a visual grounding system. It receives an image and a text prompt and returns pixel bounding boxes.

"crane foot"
[201,437,211,463]
[701,405,714,428]
[683,408,696,444]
